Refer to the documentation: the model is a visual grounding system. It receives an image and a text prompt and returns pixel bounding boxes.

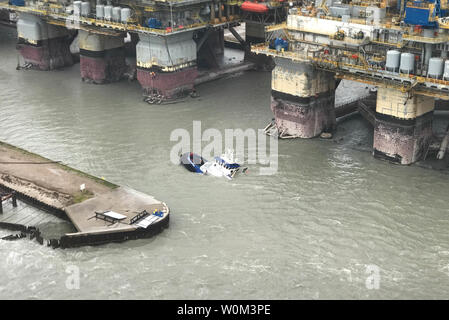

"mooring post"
[12,192,17,207]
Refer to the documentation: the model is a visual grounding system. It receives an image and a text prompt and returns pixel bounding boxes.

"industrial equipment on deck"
[252,0,449,164]
[0,0,243,36]
[254,0,449,99]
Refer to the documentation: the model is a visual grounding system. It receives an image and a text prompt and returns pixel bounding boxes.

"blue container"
[147,18,162,29]
[404,4,437,27]
[9,0,25,6]
[274,38,288,51]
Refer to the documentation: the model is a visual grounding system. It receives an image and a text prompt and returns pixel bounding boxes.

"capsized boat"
[180,152,207,173]
[180,150,245,180]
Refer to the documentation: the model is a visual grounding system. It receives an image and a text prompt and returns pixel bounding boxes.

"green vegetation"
[72,189,95,204]
[60,166,118,189]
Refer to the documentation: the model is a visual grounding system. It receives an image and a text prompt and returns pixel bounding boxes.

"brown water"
[1,26,449,299]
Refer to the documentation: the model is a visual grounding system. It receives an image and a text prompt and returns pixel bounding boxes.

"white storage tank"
[73,1,82,15]
[121,8,131,23]
[96,5,104,20]
[112,7,121,22]
[400,52,415,74]
[428,57,444,79]
[372,7,386,24]
[104,5,112,21]
[386,50,400,72]
[443,60,449,80]
[81,1,90,17]
[329,6,351,17]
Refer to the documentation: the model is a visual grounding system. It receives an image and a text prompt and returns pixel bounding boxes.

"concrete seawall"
[0,141,169,248]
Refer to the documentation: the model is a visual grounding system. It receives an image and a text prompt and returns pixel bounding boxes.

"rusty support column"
[270,57,336,138]
[16,13,73,70]
[373,87,435,164]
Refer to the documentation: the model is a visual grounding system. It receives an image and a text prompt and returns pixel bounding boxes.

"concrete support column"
[197,29,224,69]
[270,57,336,138]
[373,87,435,164]
[245,21,265,44]
[136,31,198,99]
[78,30,127,84]
[16,13,73,70]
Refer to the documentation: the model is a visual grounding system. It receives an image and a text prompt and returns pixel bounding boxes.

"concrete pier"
[373,87,435,165]
[16,13,73,70]
[0,141,169,248]
[79,30,127,84]
[136,32,198,100]
[270,58,336,138]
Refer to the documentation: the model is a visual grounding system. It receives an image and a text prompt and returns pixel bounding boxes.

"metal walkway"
[0,199,64,228]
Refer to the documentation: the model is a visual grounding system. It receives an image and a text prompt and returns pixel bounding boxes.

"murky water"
[1,26,448,299]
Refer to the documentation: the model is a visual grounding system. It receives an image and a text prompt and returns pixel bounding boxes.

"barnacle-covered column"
[16,13,73,70]
[373,87,435,164]
[136,31,198,100]
[78,30,127,84]
[270,57,336,138]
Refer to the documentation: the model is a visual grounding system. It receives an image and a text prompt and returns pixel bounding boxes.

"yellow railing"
[416,76,449,86]
[402,33,449,43]
[0,3,216,35]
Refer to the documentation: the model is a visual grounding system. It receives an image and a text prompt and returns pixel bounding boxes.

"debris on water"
[320,132,333,139]
[1,232,26,241]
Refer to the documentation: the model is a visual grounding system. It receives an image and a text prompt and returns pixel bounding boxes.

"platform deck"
[65,187,167,233]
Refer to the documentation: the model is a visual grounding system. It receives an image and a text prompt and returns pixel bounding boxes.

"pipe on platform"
[218,2,223,20]
[437,124,449,160]
[194,62,255,85]
[210,2,215,22]
[425,43,432,72]
[196,29,214,52]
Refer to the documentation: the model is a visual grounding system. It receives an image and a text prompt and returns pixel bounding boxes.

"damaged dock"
[0,141,169,248]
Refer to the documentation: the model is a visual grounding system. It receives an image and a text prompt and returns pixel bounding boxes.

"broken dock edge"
[59,215,169,249]
[0,181,170,249]
[0,142,170,249]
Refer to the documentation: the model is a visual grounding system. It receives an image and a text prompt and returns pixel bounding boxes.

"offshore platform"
[1,0,449,165]
[253,0,449,165]
[0,0,294,99]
